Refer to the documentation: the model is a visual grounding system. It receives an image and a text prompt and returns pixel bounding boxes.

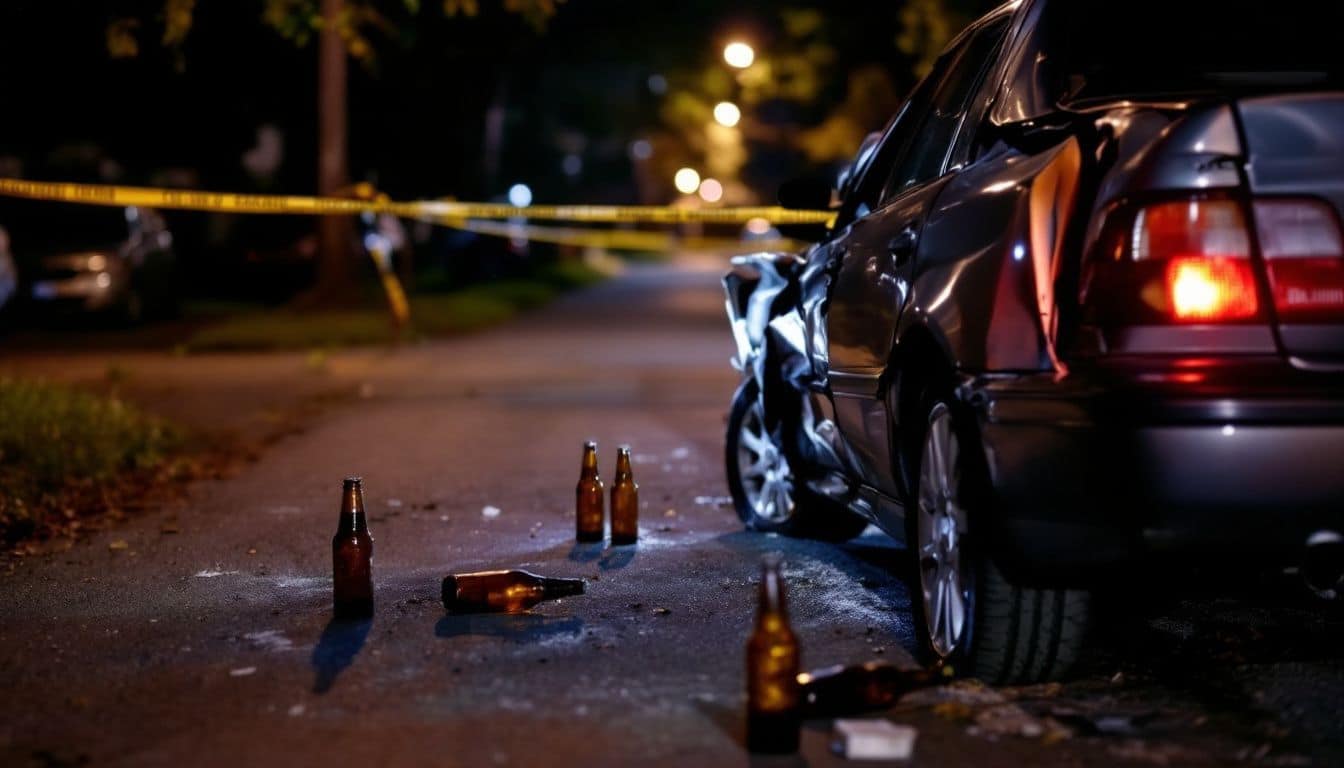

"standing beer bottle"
[332,477,374,619]
[575,441,605,542]
[442,570,586,613]
[610,445,639,545]
[746,554,801,754]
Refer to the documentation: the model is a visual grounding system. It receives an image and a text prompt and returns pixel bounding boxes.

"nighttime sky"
[0,1,995,204]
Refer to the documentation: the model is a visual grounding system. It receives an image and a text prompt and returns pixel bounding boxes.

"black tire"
[725,378,869,542]
[907,394,1090,684]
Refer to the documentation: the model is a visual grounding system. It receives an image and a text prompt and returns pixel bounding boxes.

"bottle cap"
[343,476,363,489]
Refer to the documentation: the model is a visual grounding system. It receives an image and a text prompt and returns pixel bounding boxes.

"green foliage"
[109,0,564,62]
[0,379,179,529]
[897,0,966,78]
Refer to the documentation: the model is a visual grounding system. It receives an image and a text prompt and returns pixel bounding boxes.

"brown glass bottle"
[575,441,605,542]
[746,555,801,754]
[610,445,638,545]
[441,570,585,614]
[797,660,953,717]
[332,477,374,619]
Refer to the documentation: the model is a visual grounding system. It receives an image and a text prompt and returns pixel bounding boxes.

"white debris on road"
[244,630,295,653]
[230,666,257,677]
[833,719,917,760]
[194,569,239,578]
[481,505,502,519]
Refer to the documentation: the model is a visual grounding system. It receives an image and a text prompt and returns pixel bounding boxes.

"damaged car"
[723,0,1344,683]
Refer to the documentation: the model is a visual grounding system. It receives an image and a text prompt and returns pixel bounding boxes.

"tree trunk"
[312,0,354,305]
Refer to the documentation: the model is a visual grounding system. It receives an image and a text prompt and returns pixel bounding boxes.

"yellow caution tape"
[0,178,834,226]
[448,217,806,254]
[0,177,819,328]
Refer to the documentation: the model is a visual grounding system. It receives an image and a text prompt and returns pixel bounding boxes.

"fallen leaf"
[108,540,129,551]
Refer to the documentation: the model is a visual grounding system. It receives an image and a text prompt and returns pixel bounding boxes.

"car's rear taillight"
[1165,257,1259,321]
[1136,199,1259,323]
[1085,198,1264,326]
[1253,199,1344,322]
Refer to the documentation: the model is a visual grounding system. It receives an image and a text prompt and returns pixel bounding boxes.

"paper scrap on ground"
[833,719,917,761]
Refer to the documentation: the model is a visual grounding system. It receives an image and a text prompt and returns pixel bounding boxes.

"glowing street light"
[713,101,742,128]
[698,178,724,203]
[724,41,755,69]
[508,183,533,208]
[674,167,702,195]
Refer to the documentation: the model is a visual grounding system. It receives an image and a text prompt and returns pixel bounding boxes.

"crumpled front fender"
[722,252,804,389]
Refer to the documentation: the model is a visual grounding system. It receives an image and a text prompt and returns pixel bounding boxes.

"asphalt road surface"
[3,256,1343,767]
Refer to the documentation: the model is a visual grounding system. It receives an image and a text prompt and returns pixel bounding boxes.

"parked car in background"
[2,201,178,322]
[723,0,1344,684]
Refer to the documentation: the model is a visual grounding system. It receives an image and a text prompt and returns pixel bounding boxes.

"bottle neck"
[756,565,788,625]
[339,484,368,533]
[615,449,632,479]
[580,448,599,478]
[542,577,585,599]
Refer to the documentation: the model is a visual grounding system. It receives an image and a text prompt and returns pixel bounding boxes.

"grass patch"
[185,261,606,352]
[0,378,181,542]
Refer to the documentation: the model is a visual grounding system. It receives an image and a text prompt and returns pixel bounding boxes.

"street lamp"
[713,101,742,128]
[674,168,702,195]
[723,41,755,69]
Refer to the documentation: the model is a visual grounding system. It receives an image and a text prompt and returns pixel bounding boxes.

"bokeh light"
[508,183,533,208]
[713,102,742,128]
[723,42,755,69]
[674,167,701,195]
[698,178,724,203]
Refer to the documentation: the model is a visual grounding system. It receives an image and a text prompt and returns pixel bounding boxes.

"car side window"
[831,65,946,230]
[879,18,1011,202]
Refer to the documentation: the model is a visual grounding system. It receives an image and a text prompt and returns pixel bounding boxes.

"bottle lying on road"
[746,554,801,754]
[576,441,605,543]
[797,661,954,717]
[332,477,374,619]
[441,570,586,614]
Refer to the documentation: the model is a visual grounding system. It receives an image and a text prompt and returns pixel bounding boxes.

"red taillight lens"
[1165,257,1260,321]
[1121,199,1261,323]
[1253,199,1344,322]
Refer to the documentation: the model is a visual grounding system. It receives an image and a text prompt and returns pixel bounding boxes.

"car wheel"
[725,379,868,542]
[910,398,1090,684]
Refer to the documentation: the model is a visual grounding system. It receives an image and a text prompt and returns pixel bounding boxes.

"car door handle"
[887,227,918,266]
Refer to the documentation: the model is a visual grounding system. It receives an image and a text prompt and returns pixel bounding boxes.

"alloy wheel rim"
[917,404,971,659]
[737,396,796,524]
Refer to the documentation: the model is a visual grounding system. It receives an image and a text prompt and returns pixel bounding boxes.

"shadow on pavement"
[435,613,584,644]
[311,617,373,694]
[567,542,603,564]
[599,546,635,571]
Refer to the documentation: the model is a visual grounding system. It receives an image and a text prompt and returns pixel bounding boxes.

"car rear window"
[1041,0,1344,106]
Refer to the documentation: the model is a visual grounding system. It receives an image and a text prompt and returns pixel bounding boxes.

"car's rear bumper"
[967,364,1344,582]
